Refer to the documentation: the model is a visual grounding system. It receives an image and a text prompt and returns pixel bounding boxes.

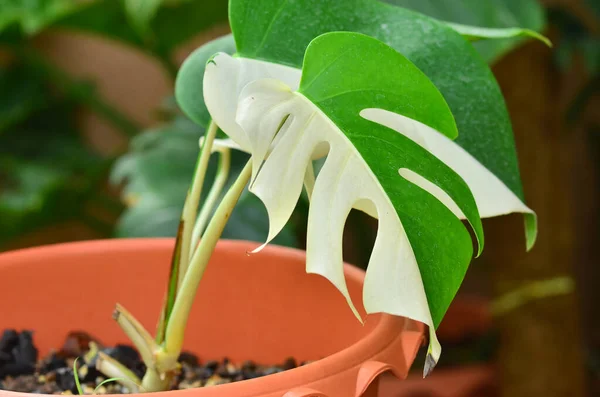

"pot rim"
[0,238,424,396]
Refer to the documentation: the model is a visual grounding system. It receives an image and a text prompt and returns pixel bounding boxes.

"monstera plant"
[95,0,547,392]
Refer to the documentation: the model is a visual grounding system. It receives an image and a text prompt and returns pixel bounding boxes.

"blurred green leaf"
[57,0,228,60]
[56,0,142,46]
[112,113,298,246]
[0,0,92,36]
[0,64,49,134]
[151,0,228,56]
[383,0,546,62]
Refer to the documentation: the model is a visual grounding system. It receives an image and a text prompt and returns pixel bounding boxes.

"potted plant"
[0,0,548,395]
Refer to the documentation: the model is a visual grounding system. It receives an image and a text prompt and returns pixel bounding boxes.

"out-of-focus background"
[0,0,597,396]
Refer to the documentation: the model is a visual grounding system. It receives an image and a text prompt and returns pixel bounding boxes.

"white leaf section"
[203,54,301,154]
[205,53,442,363]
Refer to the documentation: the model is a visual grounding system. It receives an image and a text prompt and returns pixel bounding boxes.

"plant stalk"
[164,159,252,356]
[190,147,231,254]
[177,120,219,289]
[141,368,172,393]
[96,352,142,393]
[112,304,158,369]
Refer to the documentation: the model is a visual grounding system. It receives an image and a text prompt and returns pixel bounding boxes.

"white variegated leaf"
[204,33,489,368]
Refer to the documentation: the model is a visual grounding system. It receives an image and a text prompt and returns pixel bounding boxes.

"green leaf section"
[383,0,546,62]
[229,0,525,203]
[176,34,236,127]
[299,32,484,326]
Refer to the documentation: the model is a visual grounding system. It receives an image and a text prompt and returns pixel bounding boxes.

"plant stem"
[190,147,231,255]
[112,304,158,369]
[164,159,252,356]
[141,369,171,393]
[177,120,218,289]
[96,352,142,393]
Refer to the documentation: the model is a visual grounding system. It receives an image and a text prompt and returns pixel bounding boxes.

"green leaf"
[205,31,486,370]
[94,378,126,393]
[192,0,540,371]
[111,121,201,237]
[300,32,485,321]
[213,0,536,244]
[73,358,83,395]
[175,34,236,127]
[382,0,547,62]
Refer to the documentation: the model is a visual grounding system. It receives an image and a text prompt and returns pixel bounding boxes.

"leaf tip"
[423,353,437,378]
[524,29,553,48]
[206,53,219,67]
[524,212,538,252]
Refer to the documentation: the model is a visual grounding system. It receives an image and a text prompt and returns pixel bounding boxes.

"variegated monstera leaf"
[176,0,539,375]
[205,31,484,373]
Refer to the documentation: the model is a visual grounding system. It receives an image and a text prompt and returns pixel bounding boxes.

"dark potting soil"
[0,330,304,394]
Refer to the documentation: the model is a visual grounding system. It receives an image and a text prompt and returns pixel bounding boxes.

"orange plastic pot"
[0,239,425,397]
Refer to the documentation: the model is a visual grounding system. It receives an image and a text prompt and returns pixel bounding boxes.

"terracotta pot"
[0,239,425,397]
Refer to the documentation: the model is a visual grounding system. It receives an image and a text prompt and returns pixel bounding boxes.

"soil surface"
[0,330,304,394]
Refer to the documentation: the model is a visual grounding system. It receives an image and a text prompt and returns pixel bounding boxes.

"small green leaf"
[93,378,125,394]
[73,358,83,395]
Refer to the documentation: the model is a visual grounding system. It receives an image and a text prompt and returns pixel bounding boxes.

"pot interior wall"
[0,239,379,364]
